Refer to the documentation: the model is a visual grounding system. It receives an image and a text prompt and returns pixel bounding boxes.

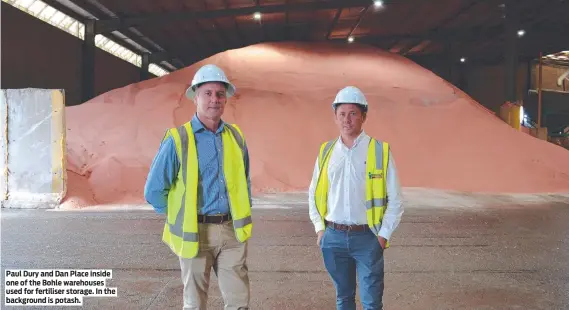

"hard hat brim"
[332,102,368,112]
[185,82,236,100]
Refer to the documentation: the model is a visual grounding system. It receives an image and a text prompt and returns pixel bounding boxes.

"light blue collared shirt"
[144,114,251,215]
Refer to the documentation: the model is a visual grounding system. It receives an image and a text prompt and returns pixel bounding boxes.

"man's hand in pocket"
[317,230,324,246]
[378,236,387,249]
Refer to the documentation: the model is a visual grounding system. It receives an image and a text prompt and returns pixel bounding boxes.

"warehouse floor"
[2,191,569,309]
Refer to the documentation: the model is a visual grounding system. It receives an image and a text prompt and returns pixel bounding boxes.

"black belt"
[198,214,232,224]
[326,220,369,232]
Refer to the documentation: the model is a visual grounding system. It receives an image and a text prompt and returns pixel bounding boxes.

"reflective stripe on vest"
[169,124,198,241]
[365,139,389,241]
[314,137,390,245]
[162,122,252,259]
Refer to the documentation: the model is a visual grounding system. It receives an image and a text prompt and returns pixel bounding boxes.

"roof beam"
[332,23,569,45]
[174,1,222,59]
[284,0,290,40]
[346,6,370,39]
[398,0,486,55]
[325,8,343,39]
[408,30,569,65]
[66,0,106,19]
[94,0,372,34]
[254,0,265,42]
[41,0,88,21]
[398,41,419,55]
[134,27,188,65]
[465,0,565,57]
[408,53,541,67]
[222,0,247,46]
[433,0,486,29]
[202,0,233,48]
[65,0,180,66]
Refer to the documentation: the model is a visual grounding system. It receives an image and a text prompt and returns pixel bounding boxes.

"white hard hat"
[332,86,368,112]
[185,64,236,99]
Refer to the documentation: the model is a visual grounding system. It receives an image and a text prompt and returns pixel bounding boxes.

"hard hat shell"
[332,86,368,112]
[185,64,236,100]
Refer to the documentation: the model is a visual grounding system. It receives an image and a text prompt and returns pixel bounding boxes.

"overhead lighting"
[374,0,384,8]
[460,57,466,63]
[253,12,261,20]
[348,36,355,43]
[517,29,525,37]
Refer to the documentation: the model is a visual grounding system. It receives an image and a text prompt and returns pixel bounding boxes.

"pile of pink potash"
[62,42,569,208]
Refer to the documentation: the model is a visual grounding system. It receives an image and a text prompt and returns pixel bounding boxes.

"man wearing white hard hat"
[144,64,252,309]
[308,86,403,310]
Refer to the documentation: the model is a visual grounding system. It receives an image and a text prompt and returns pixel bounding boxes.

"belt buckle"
[346,225,353,232]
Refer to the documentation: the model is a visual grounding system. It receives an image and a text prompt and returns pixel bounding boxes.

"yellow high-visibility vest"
[161,122,252,258]
[314,138,391,247]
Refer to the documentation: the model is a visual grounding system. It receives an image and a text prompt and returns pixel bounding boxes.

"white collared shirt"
[308,131,403,240]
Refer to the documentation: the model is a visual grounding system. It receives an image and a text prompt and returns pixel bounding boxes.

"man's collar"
[191,113,225,134]
[354,130,368,145]
[339,130,368,148]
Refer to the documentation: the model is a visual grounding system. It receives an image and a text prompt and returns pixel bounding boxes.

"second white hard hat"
[185,64,236,100]
[332,86,368,111]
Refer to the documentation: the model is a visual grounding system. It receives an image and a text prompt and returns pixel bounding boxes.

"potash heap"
[63,42,569,208]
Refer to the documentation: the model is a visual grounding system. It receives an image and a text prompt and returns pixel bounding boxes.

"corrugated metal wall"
[1,3,143,106]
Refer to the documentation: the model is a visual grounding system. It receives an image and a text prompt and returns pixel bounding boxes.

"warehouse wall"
[423,59,567,114]
[464,62,568,114]
[1,3,146,106]
[465,63,529,113]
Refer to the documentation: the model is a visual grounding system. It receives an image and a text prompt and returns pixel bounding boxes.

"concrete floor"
[1,191,569,309]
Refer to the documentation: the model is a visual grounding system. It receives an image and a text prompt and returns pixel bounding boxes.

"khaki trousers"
[179,221,250,310]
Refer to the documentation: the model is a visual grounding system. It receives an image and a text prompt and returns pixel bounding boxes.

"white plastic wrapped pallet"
[0,89,66,208]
